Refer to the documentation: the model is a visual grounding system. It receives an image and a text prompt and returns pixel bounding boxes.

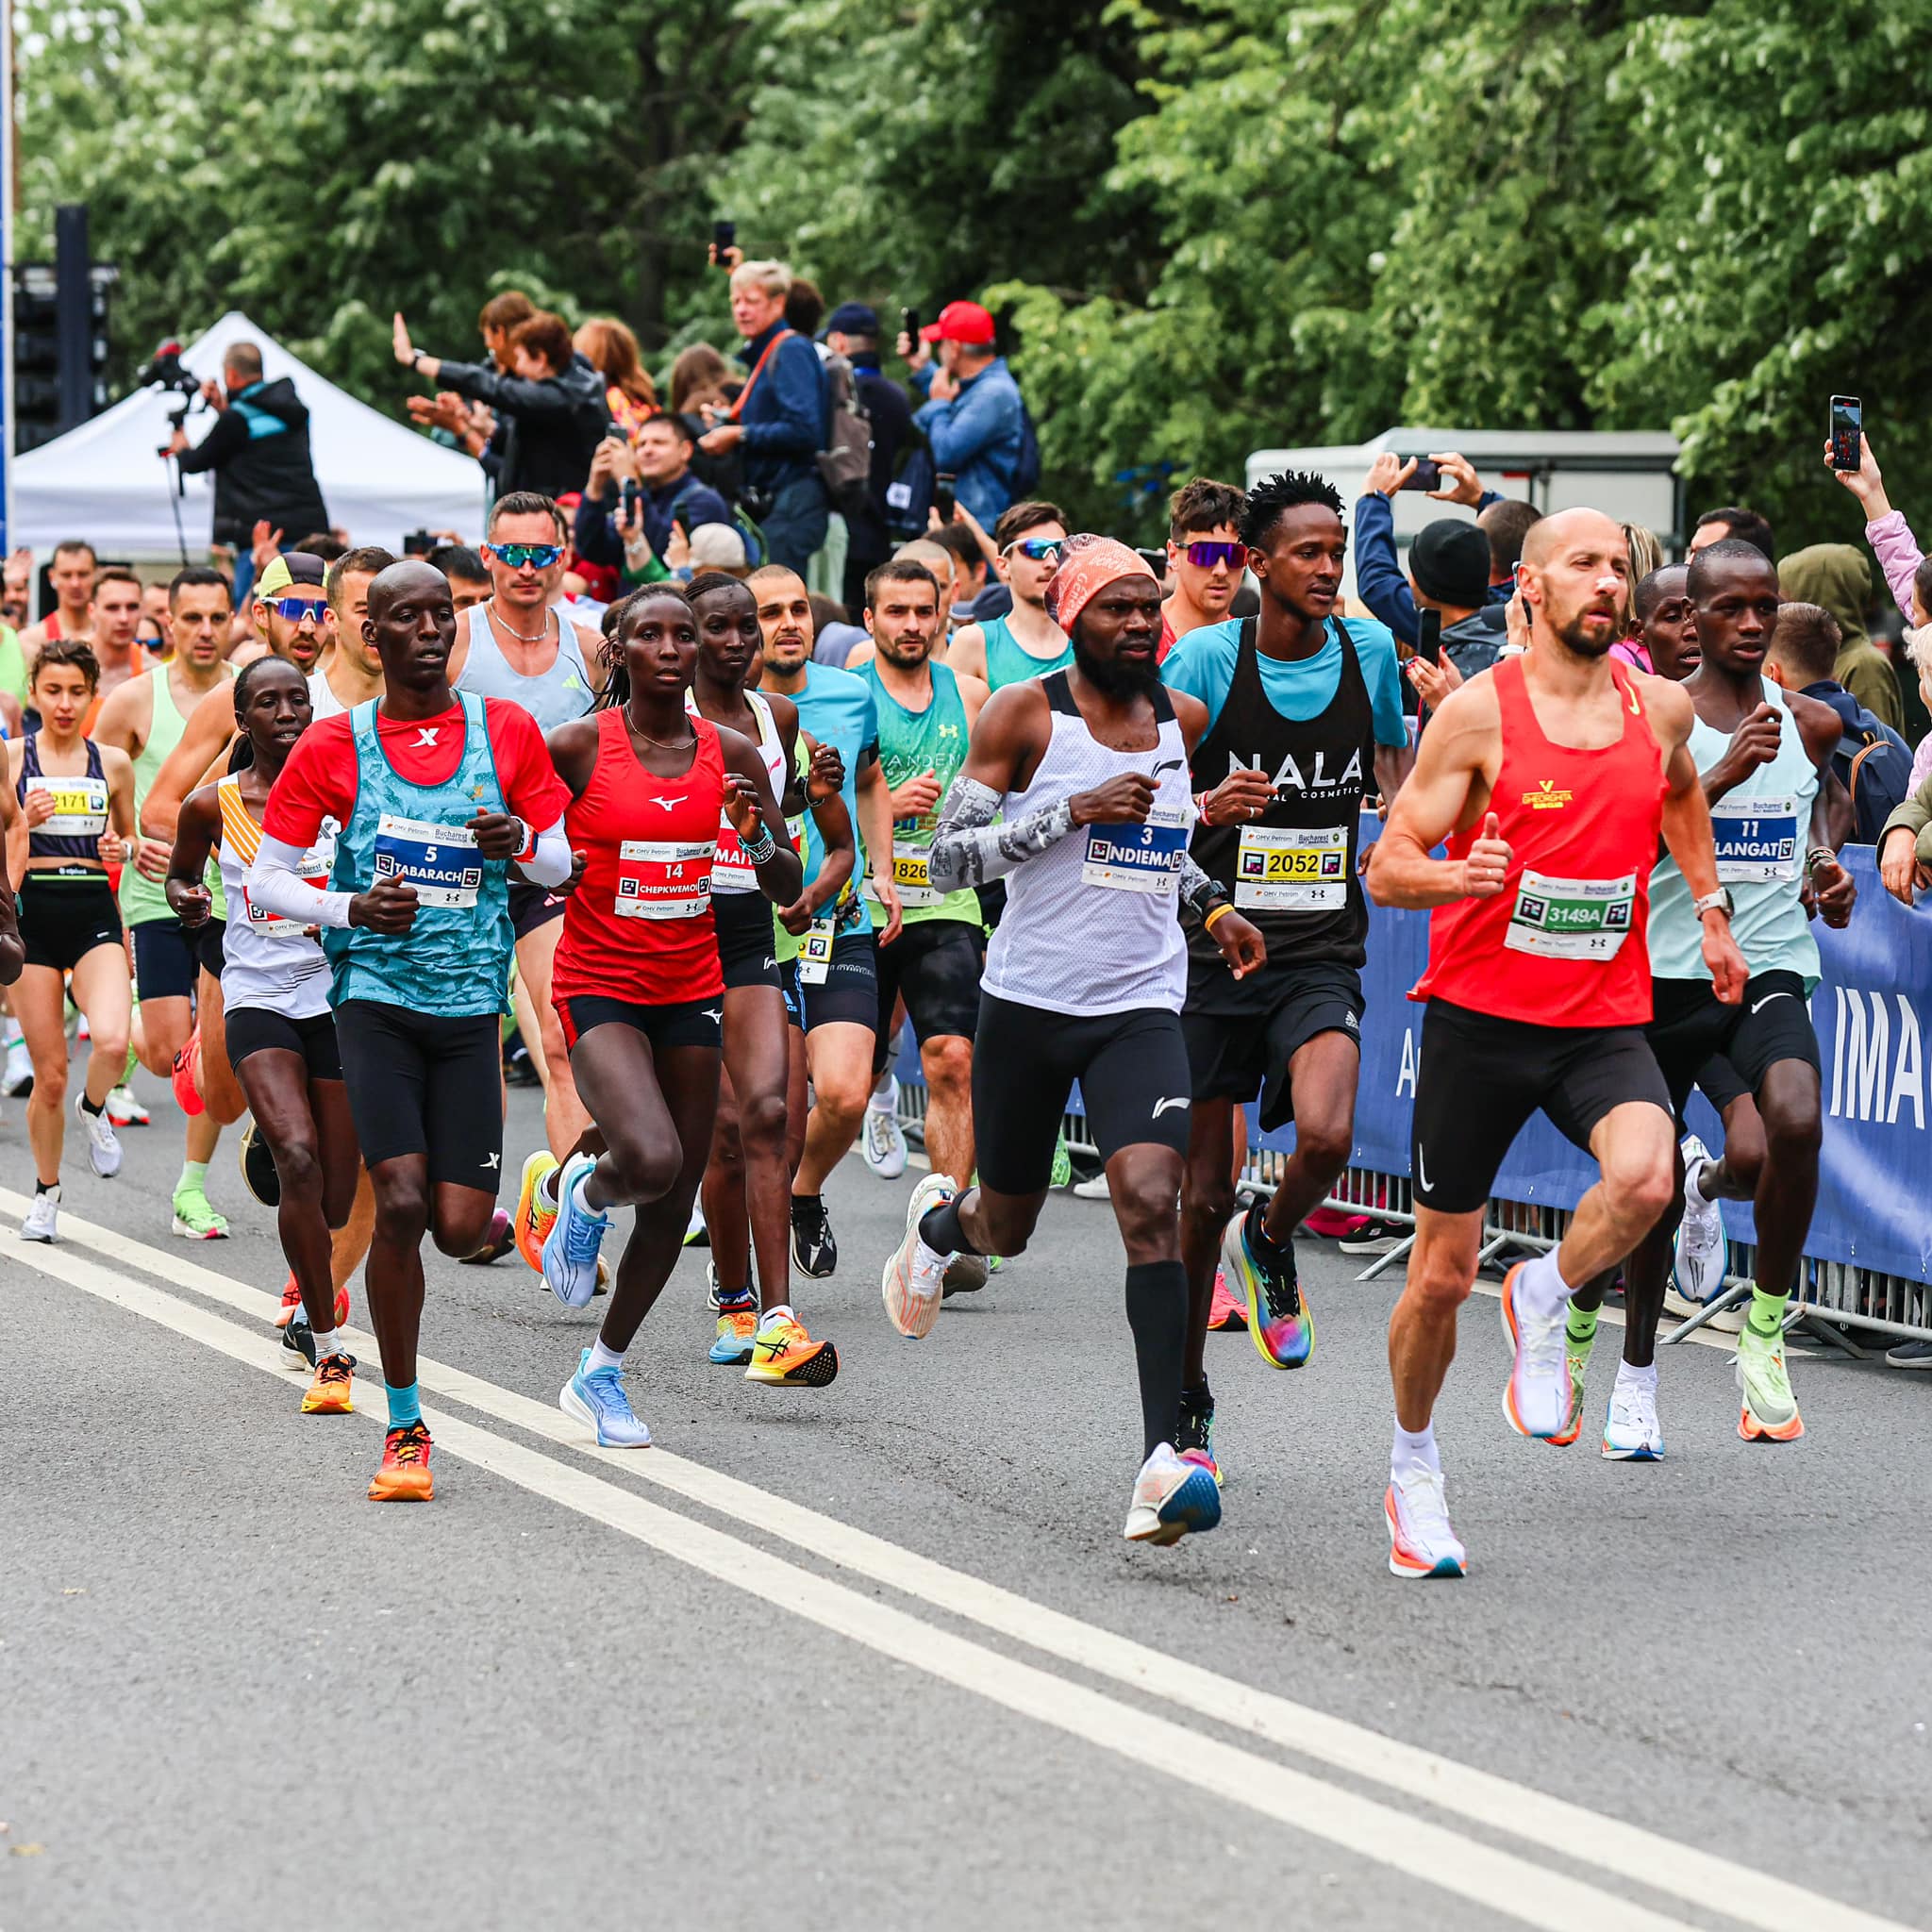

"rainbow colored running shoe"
[1221,1204,1312,1370]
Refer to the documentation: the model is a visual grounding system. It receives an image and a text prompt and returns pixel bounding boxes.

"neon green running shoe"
[1736,1318,1804,1441]
[1050,1132,1073,1191]
[1547,1326,1595,1447]
[172,1180,229,1241]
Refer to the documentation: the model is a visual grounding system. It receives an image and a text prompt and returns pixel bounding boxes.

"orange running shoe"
[368,1422,434,1501]
[274,1274,303,1330]
[171,1028,205,1117]
[744,1309,839,1387]
[512,1149,559,1274]
[301,1352,357,1415]
[334,1282,350,1328]
[1207,1266,1248,1332]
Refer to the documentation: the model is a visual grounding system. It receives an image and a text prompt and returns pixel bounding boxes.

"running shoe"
[171,1028,205,1117]
[18,1188,58,1242]
[1736,1320,1804,1441]
[881,1172,954,1340]
[941,1251,988,1298]
[683,1197,708,1247]
[745,1309,840,1387]
[368,1421,435,1501]
[512,1148,559,1273]
[861,1082,908,1180]
[239,1119,280,1208]
[1384,1470,1466,1578]
[541,1153,610,1310]
[76,1097,122,1179]
[1547,1325,1596,1447]
[1207,1266,1248,1333]
[560,1348,653,1447]
[1050,1132,1074,1191]
[171,1177,229,1241]
[106,1084,149,1126]
[283,1315,318,1368]
[1124,1442,1222,1546]
[274,1274,304,1329]
[1672,1135,1726,1305]
[1176,1387,1222,1487]
[790,1194,837,1278]
[1223,1205,1312,1371]
[1887,1338,1932,1369]
[460,1208,515,1265]
[301,1352,357,1416]
[708,1297,758,1366]
[1602,1377,1664,1460]
[2,1036,33,1097]
[1499,1261,1571,1441]
[1072,1172,1111,1201]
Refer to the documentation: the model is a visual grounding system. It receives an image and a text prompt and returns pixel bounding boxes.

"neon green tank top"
[858,658,978,926]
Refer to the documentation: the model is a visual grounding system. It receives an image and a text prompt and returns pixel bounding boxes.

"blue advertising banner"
[920,815,1932,1286]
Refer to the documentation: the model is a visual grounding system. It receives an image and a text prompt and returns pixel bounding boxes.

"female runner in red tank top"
[1365,509,1745,1580]
[537,585,804,1449]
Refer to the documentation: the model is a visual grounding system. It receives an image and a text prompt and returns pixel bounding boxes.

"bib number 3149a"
[1504,867,1636,961]
[373,813,482,908]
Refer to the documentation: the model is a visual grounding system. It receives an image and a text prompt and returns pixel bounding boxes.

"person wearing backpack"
[824,304,915,609]
[902,301,1028,530]
[1765,601,1914,843]
[698,259,830,575]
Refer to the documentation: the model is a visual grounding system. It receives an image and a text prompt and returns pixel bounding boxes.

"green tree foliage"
[21,0,1932,552]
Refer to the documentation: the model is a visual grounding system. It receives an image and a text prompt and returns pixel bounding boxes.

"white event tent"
[13,310,485,558]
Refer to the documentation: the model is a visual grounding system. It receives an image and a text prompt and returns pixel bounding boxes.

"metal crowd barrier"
[892,1075,1931,1357]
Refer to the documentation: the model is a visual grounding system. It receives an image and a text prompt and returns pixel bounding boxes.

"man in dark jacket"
[697,259,829,575]
[574,413,735,575]
[824,302,913,608]
[394,308,608,500]
[1407,519,1509,677]
[167,341,329,557]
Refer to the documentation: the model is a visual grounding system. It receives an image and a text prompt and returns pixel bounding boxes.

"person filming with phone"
[575,414,733,578]
[898,300,1027,532]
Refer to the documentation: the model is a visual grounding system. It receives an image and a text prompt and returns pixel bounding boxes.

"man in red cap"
[900,301,1029,532]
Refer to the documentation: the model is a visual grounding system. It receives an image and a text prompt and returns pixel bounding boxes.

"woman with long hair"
[575,317,658,442]
[166,655,363,1412]
[7,640,137,1239]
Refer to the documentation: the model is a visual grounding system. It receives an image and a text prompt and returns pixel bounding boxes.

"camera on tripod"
[140,339,202,440]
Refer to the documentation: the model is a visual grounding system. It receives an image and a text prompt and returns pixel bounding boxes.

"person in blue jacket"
[904,301,1026,532]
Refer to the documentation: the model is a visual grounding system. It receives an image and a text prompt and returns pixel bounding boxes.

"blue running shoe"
[1124,1443,1222,1545]
[542,1153,610,1309]
[1222,1203,1313,1371]
[709,1296,758,1364]
[559,1349,652,1447]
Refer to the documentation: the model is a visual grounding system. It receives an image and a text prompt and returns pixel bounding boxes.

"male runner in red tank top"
[1366,508,1747,1579]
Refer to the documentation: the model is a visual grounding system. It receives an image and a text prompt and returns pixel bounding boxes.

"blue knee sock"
[386,1381,421,1429]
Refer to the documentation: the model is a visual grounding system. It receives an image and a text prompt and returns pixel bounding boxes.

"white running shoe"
[861,1084,908,1180]
[77,1097,123,1178]
[1124,1442,1222,1545]
[1072,1173,1112,1201]
[1672,1135,1726,1305]
[2,1038,33,1096]
[18,1187,58,1242]
[1500,1262,1571,1440]
[1384,1469,1466,1578]
[1601,1377,1664,1460]
[881,1172,954,1339]
[106,1084,150,1127]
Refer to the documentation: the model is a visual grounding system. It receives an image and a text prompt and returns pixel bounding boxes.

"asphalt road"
[5,1065,1929,1932]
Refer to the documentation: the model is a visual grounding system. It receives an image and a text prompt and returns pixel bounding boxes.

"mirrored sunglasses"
[270,596,328,622]
[1186,541,1245,571]
[1002,537,1065,562]
[489,542,563,571]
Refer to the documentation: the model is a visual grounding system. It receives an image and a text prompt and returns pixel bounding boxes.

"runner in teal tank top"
[244,559,575,1504]
[950,502,1072,691]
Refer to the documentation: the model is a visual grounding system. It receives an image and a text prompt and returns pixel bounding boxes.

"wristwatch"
[1691,887,1734,920]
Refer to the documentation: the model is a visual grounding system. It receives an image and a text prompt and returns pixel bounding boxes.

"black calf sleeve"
[1124,1259,1189,1459]
[919,1194,980,1257]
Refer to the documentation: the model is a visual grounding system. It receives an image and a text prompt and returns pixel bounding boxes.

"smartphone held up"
[1399,458,1443,492]
[1829,394,1862,472]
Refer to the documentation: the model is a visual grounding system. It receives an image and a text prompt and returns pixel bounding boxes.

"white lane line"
[8,1227,1708,1932]
[11,1195,1911,1932]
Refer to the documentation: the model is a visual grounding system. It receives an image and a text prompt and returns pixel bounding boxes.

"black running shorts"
[334,999,504,1188]
[1182,954,1364,1131]
[973,991,1192,1195]
[713,890,783,991]
[557,992,723,1055]
[132,915,198,1001]
[1646,971,1820,1121]
[508,878,569,941]
[778,929,876,1033]
[225,1005,343,1081]
[871,917,981,1072]
[1409,998,1671,1215]
[19,874,122,974]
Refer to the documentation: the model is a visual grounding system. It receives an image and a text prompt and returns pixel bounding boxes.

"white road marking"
[6,1194,1907,1932]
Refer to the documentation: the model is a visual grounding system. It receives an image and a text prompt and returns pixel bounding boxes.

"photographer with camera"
[164,343,329,599]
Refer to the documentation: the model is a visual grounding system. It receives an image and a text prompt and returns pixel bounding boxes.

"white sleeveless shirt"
[216,774,337,1017]
[982,671,1194,1016]
[686,688,786,894]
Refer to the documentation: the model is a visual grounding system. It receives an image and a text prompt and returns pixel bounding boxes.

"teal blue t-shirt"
[1163,616,1408,749]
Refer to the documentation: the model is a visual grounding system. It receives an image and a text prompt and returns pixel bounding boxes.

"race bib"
[244,827,337,938]
[373,813,482,908]
[25,774,108,839]
[890,835,938,908]
[1081,805,1189,895]
[1234,822,1349,910]
[1504,867,1636,961]
[1710,793,1800,884]
[798,913,837,984]
[615,838,713,920]
[711,815,757,891]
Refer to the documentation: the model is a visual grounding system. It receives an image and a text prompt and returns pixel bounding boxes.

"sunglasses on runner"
[1001,537,1065,562]
[270,595,328,622]
[487,542,563,571]
[1185,541,1246,571]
